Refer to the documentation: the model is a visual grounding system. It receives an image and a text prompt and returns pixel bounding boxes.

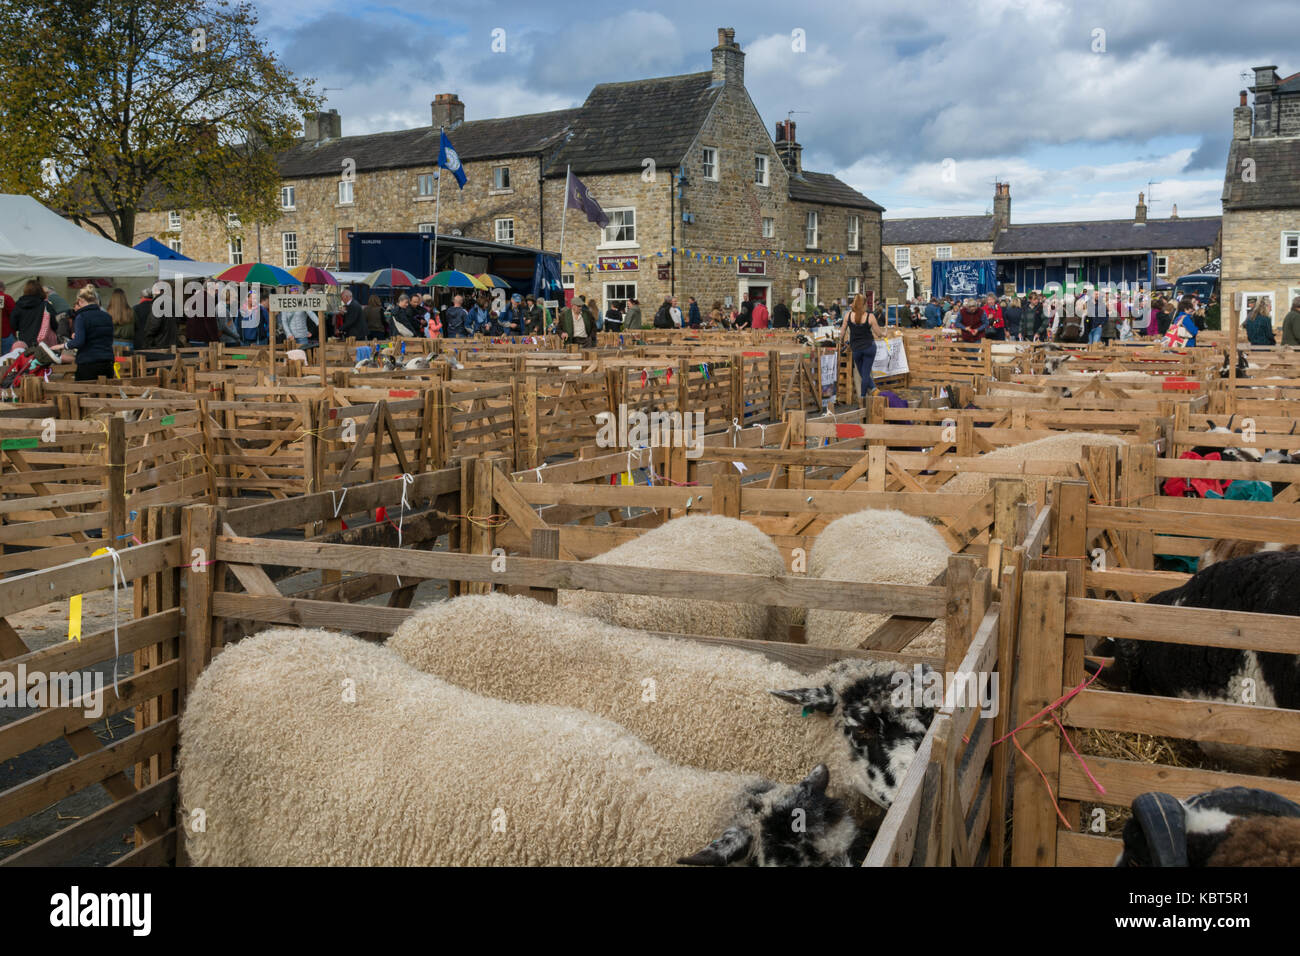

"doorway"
[741,281,770,306]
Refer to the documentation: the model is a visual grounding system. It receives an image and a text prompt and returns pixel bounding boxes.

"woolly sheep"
[1118,787,1300,866]
[940,432,1129,497]
[387,593,936,810]
[179,627,864,866]
[1105,551,1300,774]
[558,514,790,641]
[801,509,951,656]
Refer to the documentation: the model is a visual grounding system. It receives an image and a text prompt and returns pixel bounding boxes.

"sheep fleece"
[804,509,951,654]
[558,514,790,641]
[179,627,755,866]
[941,432,1129,496]
[388,593,854,790]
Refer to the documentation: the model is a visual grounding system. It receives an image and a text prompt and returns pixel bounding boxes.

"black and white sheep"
[180,627,867,866]
[1102,550,1300,773]
[1117,787,1300,866]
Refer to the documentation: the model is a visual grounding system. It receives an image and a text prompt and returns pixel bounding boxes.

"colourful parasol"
[360,268,419,287]
[289,266,340,286]
[422,270,489,290]
[213,262,300,286]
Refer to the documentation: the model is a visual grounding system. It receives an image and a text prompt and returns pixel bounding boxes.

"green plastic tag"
[1,437,39,450]
[161,415,175,425]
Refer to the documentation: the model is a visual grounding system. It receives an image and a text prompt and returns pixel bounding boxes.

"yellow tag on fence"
[67,547,112,642]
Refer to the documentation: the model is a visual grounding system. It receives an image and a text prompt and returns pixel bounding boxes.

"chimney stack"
[774,119,802,176]
[431,93,465,130]
[1170,203,1178,219]
[302,108,341,142]
[1250,66,1279,138]
[992,182,1011,235]
[712,27,744,87]
[1135,191,1147,224]
[1233,90,1253,140]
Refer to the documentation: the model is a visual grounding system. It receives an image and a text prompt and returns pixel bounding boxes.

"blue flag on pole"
[438,129,467,189]
[565,172,609,228]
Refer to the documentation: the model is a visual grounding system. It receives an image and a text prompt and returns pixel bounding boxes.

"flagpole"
[433,126,443,294]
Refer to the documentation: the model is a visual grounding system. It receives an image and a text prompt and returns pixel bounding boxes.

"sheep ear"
[769,686,836,714]
[799,764,830,794]
[1132,792,1188,867]
[677,826,752,866]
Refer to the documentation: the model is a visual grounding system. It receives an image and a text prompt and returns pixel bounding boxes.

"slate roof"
[992,216,1221,254]
[542,72,722,177]
[1278,71,1300,94]
[277,108,581,178]
[788,171,884,210]
[1222,135,1300,210]
[882,215,993,245]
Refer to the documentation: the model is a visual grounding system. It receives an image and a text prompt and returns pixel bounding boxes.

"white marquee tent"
[0,194,158,294]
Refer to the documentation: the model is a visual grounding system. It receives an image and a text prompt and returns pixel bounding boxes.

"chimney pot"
[1240,90,1248,106]
[711,26,744,86]
[431,93,465,130]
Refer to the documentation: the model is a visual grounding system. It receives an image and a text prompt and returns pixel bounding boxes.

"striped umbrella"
[475,273,511,289]
[289,266,340,286]
[214,262,300,286]
[360,268,419,288]
[422,269,489,290]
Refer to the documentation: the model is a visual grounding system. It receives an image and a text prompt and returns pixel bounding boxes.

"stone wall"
[1221,208,1300,325]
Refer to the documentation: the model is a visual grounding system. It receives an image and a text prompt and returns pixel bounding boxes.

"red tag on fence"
[1161,380,1200,391]
[388,389,416,398]
[835,424,866,438]
[375,506,387,523]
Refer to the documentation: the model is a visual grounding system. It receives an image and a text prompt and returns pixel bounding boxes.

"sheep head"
[677,765,863,867]
[769,659,935,810]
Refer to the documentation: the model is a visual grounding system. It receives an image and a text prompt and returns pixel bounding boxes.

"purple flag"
[565,172,609,229]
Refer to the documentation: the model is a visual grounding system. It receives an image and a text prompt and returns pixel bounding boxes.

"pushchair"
[0,343,59,398]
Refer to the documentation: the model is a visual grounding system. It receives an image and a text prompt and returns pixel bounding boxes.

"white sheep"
[179,627,863,866]
[388,593,936,810]
[939,432,1129,496]
[558,514,791,641]
[802,509,951,656]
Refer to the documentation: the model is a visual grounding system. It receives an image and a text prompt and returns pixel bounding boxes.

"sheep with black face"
[1118,787,1300,866]
[180,627,866,867]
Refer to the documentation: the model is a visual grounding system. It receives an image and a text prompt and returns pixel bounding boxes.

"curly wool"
[559,514,791,641]
[1206,817,1300,866]
[178,627,759,866]
[940,432,1129,496]
[388,593,858,800]
[803,509,951,655]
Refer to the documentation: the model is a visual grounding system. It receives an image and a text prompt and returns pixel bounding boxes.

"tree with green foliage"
[0,0,320,244]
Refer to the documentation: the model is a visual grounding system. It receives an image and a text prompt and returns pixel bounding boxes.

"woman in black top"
[838,292,881,399]
[54,286,117,381]
[363,295,387,340]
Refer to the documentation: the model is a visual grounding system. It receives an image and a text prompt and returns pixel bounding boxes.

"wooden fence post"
[786,410,806,490]
[711,472,741,518]
[1119,443,1156,570]
[181,503,219,711]
[468,456,504,595]
[943,554,980,676]
[105,416,126,545]
[1009,570,1067,867]
[528,527,560,606]
[767,350,781,420]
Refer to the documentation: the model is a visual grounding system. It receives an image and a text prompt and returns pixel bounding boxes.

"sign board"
[269,293,329,312]
[820,352,838,396]
[597,255,638,272]
[871,337,909,377]
[738,260,765,276]
[657,264,670,281]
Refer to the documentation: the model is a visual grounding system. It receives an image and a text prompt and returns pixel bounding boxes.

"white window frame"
[600,207,637,248]
[701,147,718,182]
[282,232,299,268]
[417,222,436,234]
[417,174,436,197]
[338,179,354,205]
[1241,291,1274,323]
[1282,231,1300,263]
[494,218,515,244]
[935,245,952,260]
[848,216,860,252]
[167,210,181,230]
[493,166,511,191]
[761,216,775,239]
[805,211,819,249]
[228,237,243,265]
[803,275,818,306]
[280,186,295,210]
[754,154,769,187]
[561,273,575,290]
[168,238,182,254]
[894,247,911,271]
[225,211,239,228]
[1156,255,1169,276]
[603,281,637,316]
[847,277,860,296]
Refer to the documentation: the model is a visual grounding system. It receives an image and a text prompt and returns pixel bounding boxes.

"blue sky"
[258,0,1299,223]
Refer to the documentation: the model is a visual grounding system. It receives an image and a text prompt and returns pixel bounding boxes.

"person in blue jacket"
[53,285,117,381]
[1172,297,1200,346]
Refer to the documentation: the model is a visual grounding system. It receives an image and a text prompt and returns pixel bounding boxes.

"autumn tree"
[0,0,320,244]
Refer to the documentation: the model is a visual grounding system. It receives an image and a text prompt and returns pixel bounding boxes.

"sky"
[260,0,1300,224]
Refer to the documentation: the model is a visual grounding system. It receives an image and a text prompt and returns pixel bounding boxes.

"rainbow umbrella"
[422,269,488,290]
[360,268,419,287]
[214,262,300,286]
[289,266,339,286]
[475,273,511,289]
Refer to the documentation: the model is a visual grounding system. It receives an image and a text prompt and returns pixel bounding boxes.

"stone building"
[1221,66,1300,326]
[107,27,886,317]
[883,182,1220,299]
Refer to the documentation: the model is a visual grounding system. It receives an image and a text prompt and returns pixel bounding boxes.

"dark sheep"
[1118,787,1300,866]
